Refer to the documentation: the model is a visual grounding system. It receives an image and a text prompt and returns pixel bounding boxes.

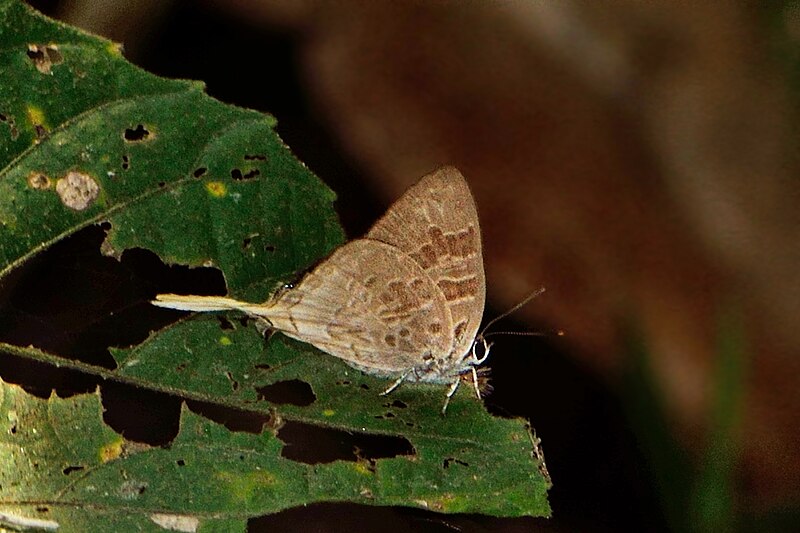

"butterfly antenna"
[485,330,545,338]
[478,286,546,338]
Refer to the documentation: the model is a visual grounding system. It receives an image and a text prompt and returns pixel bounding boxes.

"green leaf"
[0,1,551,530]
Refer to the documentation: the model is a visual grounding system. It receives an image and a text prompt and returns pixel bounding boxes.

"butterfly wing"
[264,239,454,376]
[366,166,486,362]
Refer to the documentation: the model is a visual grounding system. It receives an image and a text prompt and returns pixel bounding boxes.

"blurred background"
[22,1,800,531]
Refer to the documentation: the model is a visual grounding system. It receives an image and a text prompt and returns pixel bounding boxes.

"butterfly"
[153,166,490,413]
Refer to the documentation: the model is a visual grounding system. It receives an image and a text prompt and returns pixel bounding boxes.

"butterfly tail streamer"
[152,294,268,316]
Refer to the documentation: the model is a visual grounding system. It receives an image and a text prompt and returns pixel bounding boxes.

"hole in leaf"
[230,168,260,181]
[251,502,484,531]
[244,154,266,161]
[443,458,469,469]
[385,399,407,409]
[27,44,63,74]
[278,421,414,465]
[62,465,85,475]
[102,381,180,446]
[217,315,235,330]
[254,363,271,370]
[121,155,130,170]
[225,371,239,391]
[35,506,49,513]
[0,225,225,374]
[0,350,98,398]
[176,459,186,466]
[123,124,151,142]
[241,234,270,252]
[360,384,370,390]
[186,400,273,434]
[256,379,315,406]
[193,167,207,178]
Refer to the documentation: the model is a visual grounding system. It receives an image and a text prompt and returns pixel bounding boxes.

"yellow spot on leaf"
[219,336,232,346]
[26,105,46,128]
[205,181,226,197]
[100,438,124,463]
[353,462,372,475]
[216,470,276,503]
[107,42,124,56]
[322,409,335,416]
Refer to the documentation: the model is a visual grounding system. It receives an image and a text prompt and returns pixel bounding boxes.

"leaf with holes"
[0,1,551,531]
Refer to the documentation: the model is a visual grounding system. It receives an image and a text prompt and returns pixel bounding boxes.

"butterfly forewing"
[366,167,486,362]
[264,239,454,376]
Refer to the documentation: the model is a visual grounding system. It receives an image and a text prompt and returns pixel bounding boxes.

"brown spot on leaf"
[1,113,19,140]
[27,44,63,74]
[34,123,47,139]
[149,513,199,532]
[56,171,100,211]
[27,172,50,190]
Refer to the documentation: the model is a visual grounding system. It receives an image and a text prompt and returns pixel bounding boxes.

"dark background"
[7,1,800,531]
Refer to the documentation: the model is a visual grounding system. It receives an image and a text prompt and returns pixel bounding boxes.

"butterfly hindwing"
[366,167,486,363]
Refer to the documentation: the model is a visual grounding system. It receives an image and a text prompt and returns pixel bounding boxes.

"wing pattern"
[366,167,486,362]
[264,239,454,376]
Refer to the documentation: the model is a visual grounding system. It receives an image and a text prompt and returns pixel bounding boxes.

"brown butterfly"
[153,166,489,413]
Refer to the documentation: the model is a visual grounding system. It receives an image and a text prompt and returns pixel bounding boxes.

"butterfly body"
[154,167,487,410]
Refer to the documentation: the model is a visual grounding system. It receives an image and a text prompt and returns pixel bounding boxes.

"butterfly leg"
[254,318,273,338]
[441,378,461,415]
[470,366,482,399]
[380,370,410,396]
